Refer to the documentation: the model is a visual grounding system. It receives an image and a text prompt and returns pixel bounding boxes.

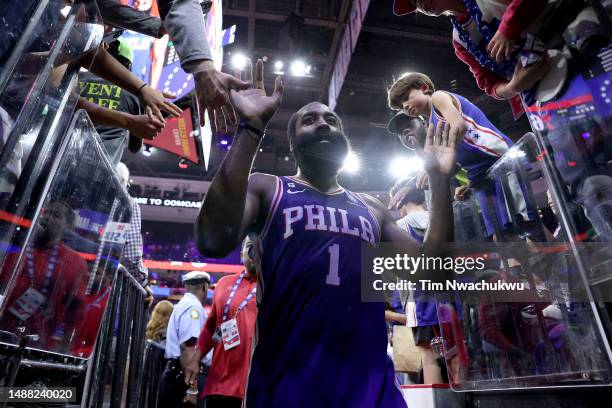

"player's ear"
[421,84,430,94]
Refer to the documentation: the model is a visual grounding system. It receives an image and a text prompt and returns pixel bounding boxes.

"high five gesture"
[230,59,284,132]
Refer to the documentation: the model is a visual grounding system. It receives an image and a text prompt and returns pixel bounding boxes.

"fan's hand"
[193,60,250,133]
[139,86,182,123]
[487,30,515,63]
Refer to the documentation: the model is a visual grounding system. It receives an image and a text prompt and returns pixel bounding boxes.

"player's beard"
[293,127,349,178]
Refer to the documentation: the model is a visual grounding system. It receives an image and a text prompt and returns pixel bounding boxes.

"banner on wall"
[328,0,370,110]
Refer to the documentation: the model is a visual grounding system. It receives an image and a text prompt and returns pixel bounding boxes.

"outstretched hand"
[414,121,457,179]
[194,61,251,133]
[229,59,284,132]
[139,86,182,124]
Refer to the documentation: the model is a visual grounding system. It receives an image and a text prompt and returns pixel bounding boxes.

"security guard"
[159,271,210,407]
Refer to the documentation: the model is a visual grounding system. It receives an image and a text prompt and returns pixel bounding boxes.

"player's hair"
[146,300,174,342]
[287,102,344,150]
[388,73,435,110]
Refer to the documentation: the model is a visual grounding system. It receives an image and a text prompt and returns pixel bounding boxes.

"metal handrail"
[85,264,150,408]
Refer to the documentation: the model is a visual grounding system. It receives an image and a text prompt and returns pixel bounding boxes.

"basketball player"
[195,60,458,407]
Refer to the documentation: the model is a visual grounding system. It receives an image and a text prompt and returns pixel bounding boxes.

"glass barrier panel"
[0,0,103,294]
[0,110,131,359]
[440,134,612,391]
[0,0,103,215]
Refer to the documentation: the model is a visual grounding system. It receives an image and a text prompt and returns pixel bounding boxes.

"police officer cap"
[183,271,211,284]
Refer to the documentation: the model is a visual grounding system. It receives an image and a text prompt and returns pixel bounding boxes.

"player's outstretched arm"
[419,121,455,251]
[195,59,283,258]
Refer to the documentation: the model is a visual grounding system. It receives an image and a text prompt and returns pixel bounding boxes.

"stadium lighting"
[232,53,247,70]
[142,145,152,156]
[275,61,284,71]
[389,156,423,179]
[342,151,360,174]
[220,140,228,146]
[290,60,307,76]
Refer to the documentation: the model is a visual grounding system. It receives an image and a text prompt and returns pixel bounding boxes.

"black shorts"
[412,325,437,346]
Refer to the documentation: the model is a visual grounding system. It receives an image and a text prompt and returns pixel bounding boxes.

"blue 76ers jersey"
[246,176,406,408]
[430,91,513,183]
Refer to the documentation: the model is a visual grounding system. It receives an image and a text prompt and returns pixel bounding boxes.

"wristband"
[238,122,265,141]
[136,83,148,96]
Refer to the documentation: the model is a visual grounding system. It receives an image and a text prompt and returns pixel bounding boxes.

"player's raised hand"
[229,59,283,132]
[415,121,457,180]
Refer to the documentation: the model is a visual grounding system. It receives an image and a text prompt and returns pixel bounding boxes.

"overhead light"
[342,151,360,174]
[142,145,152,156]
[178,158,188,169]
[389,156,423,179]
[220,140,228,146]
[232,53,247,70]
[290,60,308,76]
[275,61,284,71]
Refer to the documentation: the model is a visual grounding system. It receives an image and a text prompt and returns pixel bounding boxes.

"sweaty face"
[401,88,430,118]
[292,103,349,176]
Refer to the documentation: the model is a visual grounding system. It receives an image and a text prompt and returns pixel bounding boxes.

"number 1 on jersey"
[326,244,340,286]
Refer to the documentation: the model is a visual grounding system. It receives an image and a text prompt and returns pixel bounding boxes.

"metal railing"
[85,265,149,408]
[140,341,166,408]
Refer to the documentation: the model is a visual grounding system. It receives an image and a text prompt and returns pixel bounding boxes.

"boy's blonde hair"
[388,73,436,110]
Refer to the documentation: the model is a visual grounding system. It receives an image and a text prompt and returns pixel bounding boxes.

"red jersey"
[196,272,257,399]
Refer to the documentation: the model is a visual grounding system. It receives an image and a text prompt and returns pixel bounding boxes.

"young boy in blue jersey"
[388,73,533,239]
[195,59,460,408]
